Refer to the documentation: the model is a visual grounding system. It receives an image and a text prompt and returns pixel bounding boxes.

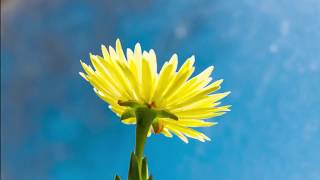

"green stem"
[119,100,179,180]
[135,123,149,165]
[134,107,157,168]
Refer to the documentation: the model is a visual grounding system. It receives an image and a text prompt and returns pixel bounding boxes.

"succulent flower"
[80,39,230,143]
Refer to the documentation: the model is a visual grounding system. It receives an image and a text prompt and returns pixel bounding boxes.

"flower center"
[146,101,156,109]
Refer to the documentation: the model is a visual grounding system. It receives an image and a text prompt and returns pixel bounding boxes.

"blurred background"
[1,0,320,179]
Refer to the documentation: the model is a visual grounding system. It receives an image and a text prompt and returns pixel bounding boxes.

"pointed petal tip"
[169,53,178,65]
[198,132,211,142]
[80,60,88,68]
[189,55,195,65]
[171,53,178,59]
[116,39,123,51]
[177,134,189,144]
[89,53,95,58]
[142,50,148,56]
[149,49,155,53]
[224,91,231,96]
[207,121,218,126]
[135,42,141,48]
[79,71,86,77]
[225,105,232,111]
[189,55,195,60]
[101,44,107,49]
[79,72,89,81]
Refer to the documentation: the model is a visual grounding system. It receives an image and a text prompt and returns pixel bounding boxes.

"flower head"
[80,39,230,143]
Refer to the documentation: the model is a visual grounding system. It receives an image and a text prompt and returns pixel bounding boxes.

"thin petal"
[166,126,189,143]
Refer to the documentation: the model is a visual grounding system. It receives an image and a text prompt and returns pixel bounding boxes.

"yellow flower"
[80,39,230,143]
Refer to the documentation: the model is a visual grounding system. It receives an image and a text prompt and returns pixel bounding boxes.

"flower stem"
[134,107,157,168]
[135,123,149,165]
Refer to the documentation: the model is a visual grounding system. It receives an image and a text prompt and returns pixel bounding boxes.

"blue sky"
[2,0,320,179]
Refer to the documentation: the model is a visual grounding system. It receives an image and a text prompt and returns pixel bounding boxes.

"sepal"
[157,110,178,120]
[148,175,153,180]
[128,152,141,180]
[141,157,148,180]
[121,110,135,120]
[118,100,143,108]
[114,175,121,180]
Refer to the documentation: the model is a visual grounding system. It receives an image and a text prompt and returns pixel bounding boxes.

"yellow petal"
[152,63,175,106]
[161,128,173,137]
[165,66,214,107]
[115,39,127,64]
[163,119,217,127]
[79,72,89,81]
[122,117,137,124]
[101,45,110,60]
[141,55,155,103]
[166,126,189,143]
[168,79,224,110]
[166,123,210,142]
[159,56,195,105]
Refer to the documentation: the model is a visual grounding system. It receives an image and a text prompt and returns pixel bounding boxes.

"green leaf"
[141,157,148,180]
[148,174,153,180]
[114,175,121,180]
[128,152,141,180]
